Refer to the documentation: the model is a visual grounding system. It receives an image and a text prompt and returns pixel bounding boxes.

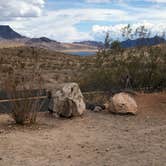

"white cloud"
[146,0,166,3]
[0,0,45,21]
[92,22,166,41]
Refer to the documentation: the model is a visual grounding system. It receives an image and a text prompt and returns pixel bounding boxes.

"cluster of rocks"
[47,83,138,118]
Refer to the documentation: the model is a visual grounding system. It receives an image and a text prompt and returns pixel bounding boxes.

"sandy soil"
[0,93,166,166]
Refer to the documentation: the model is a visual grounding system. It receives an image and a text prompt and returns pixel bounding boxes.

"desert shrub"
[3,73,44,124]
[1,47,44,124]
[79,69,113,91]
[78,67,125,92]
[78,45,166,92]
[125,46,166,90]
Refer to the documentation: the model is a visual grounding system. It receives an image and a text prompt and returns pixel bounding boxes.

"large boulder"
[107,92,138,115]
[51,83,86,118]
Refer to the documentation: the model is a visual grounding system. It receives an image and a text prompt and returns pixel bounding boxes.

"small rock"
[95,148,98,151]
[8,125,13,128]
[105,148,110,152]
[67,155,71,158]
[93,106,103,112]
[0,157,2,160]
[117,145,122,149]
[0,130,4,134]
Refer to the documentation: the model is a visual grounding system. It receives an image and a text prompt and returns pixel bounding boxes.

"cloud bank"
[92,22,166,41]
[0,0,45,21]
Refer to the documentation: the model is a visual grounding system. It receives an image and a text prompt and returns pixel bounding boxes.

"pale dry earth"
[0,93,166,166]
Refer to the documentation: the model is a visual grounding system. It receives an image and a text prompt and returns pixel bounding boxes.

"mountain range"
[121,36,165,48]
[75,37,166,48]
[0,25,97,52]
[0,25,165,52]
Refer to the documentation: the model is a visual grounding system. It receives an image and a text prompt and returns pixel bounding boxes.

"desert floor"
[0,93,166,166]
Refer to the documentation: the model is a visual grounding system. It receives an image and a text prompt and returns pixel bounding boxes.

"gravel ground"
[0,93,166,166]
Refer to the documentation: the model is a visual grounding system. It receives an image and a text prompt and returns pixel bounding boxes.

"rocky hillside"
[25,39,97,52]
[0,46,95,88]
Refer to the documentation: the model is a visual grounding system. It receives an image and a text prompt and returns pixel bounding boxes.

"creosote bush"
[78,45,166,92]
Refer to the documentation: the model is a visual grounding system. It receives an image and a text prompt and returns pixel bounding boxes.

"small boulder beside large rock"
[51,83,86,118]
[106,92,138,115]
[86,103,105,112]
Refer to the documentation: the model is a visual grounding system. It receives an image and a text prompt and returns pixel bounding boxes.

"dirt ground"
[0,93,166,166]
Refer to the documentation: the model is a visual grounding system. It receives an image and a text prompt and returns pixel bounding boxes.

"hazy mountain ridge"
[0,25,97,52]
[77,37,165,48]
[121,36,165,48]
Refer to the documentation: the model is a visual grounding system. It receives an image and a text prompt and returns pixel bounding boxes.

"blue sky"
[0,0,166,42]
